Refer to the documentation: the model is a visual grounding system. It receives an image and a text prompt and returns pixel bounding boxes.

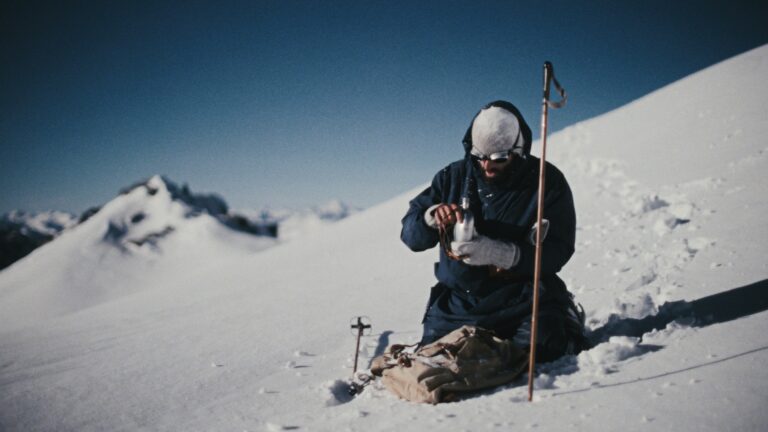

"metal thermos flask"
[453,197,475,242]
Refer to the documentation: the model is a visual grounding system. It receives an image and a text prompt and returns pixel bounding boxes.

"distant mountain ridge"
[240,199,360,241]
[0,175,357,270]
[0,210,77,270]
[119,175,229,218]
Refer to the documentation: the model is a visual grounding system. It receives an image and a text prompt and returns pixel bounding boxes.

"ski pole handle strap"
[544,61,567,109]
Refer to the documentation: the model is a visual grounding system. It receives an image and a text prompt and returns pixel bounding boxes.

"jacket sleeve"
[400,168,448,252]
[513,168,576,275]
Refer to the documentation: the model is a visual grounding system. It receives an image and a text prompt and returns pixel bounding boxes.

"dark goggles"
[470,148,513,163]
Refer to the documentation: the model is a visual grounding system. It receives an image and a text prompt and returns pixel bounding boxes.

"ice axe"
[350,316,372,374]
[527,61,567,402]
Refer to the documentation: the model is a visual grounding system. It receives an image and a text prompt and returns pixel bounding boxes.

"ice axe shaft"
[350,317,371,374]
[528,61,566,402]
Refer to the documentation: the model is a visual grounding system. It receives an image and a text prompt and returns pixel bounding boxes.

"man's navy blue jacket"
[400,101,579,344]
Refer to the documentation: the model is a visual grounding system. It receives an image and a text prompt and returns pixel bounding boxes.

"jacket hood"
[461,101,533,156]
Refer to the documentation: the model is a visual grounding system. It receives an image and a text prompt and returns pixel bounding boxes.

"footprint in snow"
[628,194,669,215]
[284,361,311,370]
[266,423,299,431]
[325,379,355,406]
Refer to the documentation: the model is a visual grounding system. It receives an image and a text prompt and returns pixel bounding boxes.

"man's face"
[477,157,515,182]
[471,148,516,183]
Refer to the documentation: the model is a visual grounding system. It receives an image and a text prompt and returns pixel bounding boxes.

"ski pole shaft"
[528,61,554,402]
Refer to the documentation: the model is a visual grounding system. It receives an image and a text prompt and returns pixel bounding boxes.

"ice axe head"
[350,316,372,336]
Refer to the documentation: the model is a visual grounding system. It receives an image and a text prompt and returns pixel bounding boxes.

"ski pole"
[350,316,371,374]
[528,61,566,402]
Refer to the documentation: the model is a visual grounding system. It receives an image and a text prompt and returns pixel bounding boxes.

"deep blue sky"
[2,1,767,214]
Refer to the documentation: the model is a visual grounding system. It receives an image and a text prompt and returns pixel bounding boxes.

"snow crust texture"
[1,45,768,431]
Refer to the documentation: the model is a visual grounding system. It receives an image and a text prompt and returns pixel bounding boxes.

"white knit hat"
[470,106,524,156]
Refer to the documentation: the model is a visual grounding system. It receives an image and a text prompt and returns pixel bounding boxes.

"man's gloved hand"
[451,235,520,269]
[527,219,550,246]
[424,203,463,229]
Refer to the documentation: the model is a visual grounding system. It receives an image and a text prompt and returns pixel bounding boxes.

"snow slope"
[1,45,767,431]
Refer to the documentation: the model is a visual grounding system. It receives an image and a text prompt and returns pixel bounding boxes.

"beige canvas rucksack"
[369,325,528,404]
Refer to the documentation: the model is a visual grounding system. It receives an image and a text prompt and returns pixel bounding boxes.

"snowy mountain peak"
[146,174,169,190]
[119,174,228,217]
[313,199,355,221]
[83,174,276,255]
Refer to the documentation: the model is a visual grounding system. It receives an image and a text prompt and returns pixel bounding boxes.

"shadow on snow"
[531,278,768,395]
[588,278,768,344]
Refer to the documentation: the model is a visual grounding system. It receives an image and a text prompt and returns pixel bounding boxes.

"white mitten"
[527,219,550,245]
[424,204,442,229]
[451,235,520,269]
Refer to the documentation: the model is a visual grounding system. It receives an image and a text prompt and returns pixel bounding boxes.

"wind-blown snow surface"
[2,45,767,431]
